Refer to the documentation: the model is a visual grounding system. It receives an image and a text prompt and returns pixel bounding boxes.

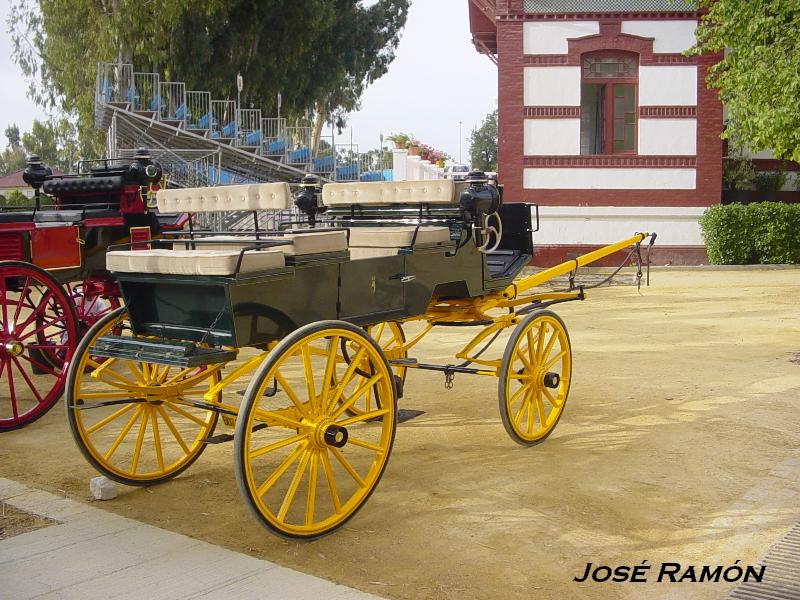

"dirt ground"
[0,504,55,540]
[1,268,799,599]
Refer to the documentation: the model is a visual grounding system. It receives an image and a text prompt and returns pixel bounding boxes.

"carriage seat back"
[107,248,285,276]
[321,180,455,259]
[155,182,291,213]
[43,175,125,205]
[321,179,455,206]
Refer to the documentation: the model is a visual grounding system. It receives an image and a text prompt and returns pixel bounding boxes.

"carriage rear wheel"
[498,310,572,446]
[66,307,220,484]
[0,261,78,431]
[235,320,397,539]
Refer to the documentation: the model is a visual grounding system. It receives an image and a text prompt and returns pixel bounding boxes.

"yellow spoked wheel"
[498,310,572,446]
[337,321,406,416]
[66,307,221,485]
[235,320,397,539]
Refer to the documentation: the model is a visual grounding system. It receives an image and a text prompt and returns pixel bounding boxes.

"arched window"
[580,52,638,155]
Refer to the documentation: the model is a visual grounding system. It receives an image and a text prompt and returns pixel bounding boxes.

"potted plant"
[386,133,410,150]
[721,156,756,204]
[752,163,787,202]
[408,139,421,156]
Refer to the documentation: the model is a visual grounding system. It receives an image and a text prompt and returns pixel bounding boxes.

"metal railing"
[159,82,187,122]
[186,91,212,132]
[211,100,237,141]
[285,126,312,165]
[236,109,262,148]
[131,72,160,112]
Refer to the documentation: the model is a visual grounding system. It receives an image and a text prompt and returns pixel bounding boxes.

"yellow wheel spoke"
[164,401,210,427]
[336,407,390,427]
[326,347,367,413]
[513,396,529,427]
[526,390,535,435]
[543,349,567,371]
[157,365,172,384]
[539,329,558,362]
[320,449,341,514]
[319,335,340,411]
[300,345,317,413]
[249,432,308,460]
[508,383,529,407]
[332,372,383,419]
[163,366,198,386]
[155,405,190,454]
[274,372,312,421]
[152,410,165,472]
[535,323,545,362]
[347,436,385,454]
[526,329,536,365]
[255,441,308,498]
[305,450,319,527]
[543,386,561,408]
[330,447,366,488]
[125,361,146,385]
[103,405,143,460]
[130,408,149,473]
[84,403,135,435]
[535,392,547,432]
[277,449,312,521]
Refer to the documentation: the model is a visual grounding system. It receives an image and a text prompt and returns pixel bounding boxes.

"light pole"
[458,120,463,165]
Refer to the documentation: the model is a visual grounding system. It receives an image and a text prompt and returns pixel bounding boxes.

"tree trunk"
[311,101,327,154]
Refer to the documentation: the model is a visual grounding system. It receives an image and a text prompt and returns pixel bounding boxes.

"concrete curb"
[0,478,382,600]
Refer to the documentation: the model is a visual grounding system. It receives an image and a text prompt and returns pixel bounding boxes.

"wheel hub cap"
[4,340,24,358]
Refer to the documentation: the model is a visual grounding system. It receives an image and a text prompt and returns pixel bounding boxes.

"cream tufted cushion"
[322,180,455,206]
[174,230,348,255]
[347,226,451,260]
[156,182,291,213]
[107,248,285,275]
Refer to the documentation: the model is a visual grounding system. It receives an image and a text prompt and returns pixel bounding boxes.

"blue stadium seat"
[288,147,311,163]
[312,156,334,172]
[266,139,286,155]
[174,104,187,120]
[335,163,359,181]
[244,130,262,146]
[221,121,236,138]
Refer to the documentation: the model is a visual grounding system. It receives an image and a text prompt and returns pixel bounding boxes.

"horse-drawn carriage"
[63,171,654,539]
[0,150,178,430]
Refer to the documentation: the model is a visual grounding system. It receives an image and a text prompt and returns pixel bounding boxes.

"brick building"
[469,0,723,265]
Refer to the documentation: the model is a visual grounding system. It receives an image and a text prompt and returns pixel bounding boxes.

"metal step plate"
[93,335,237,367]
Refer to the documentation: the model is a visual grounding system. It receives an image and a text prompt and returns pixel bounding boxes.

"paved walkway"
[0,478,381,600]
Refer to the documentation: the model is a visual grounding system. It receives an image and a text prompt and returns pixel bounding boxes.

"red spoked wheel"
[0,261,79,431]
[33,280,120,369]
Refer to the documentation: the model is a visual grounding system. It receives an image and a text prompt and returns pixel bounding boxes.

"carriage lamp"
[294,174,326,228]
[129,147,163,185]
[22,155,53,210]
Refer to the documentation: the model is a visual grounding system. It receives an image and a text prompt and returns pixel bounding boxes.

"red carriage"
[0,149,179,430]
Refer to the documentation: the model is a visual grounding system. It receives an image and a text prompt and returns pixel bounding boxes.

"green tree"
[693,0,800,162]
[0,190,33,207]
[20,118,81,172]
[10,0,409,154]
[0,125,27,176]
[469,109,497,172]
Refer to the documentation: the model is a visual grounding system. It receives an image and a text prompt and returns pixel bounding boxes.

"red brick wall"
[496,14,724,208]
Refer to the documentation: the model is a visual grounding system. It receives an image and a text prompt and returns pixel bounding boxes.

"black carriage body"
[116,202,534,348]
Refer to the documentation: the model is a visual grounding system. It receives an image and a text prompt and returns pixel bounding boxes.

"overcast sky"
[0,0,497,165]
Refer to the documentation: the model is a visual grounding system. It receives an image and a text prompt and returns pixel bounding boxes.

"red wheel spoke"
[14,290,55,334]
[11,357,43,406]
[0,276,8,331]
[19,352,59,377]
[6,357,18,418]
[18,314,67,343]
[11,276,32,329]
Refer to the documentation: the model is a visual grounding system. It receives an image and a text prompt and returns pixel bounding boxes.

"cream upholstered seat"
[321,180,456,260]
[347,226,451,259]
[107,248,285,276]
[107,183,292,276]
[178,230,348,256]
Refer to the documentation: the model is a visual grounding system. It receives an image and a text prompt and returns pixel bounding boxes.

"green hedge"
[699,202,800,264]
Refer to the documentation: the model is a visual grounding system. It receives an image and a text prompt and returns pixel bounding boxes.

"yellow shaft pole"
[505,232,649,299]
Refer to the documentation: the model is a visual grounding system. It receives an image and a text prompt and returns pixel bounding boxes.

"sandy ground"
[1,269,799,599]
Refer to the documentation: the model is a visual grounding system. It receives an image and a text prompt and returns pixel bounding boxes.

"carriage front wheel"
[66,307,221,484]
[498,310,572,446]
[0,261,78,431]
[235,320,397,539]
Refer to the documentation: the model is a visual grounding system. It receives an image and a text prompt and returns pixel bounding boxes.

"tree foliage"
[0,119,81,175]
[9,0,409,154]
[693,0,800,162]
[469,109,497,172]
